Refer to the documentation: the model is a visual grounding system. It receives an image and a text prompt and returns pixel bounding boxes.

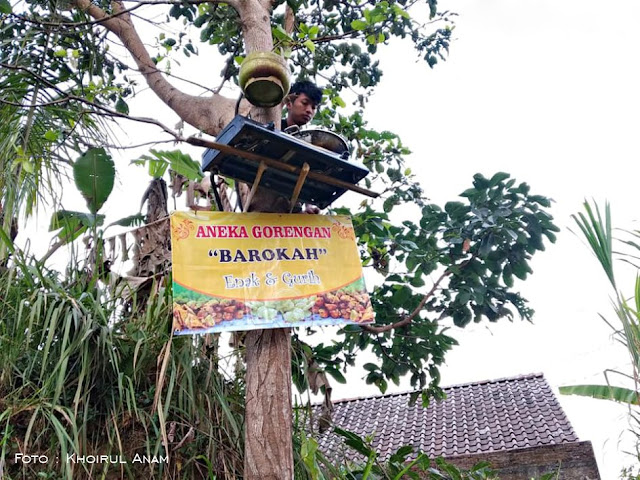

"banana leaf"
[559,384,639,405]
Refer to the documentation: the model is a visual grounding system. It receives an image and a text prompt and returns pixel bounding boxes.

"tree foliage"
[319,173,556,397]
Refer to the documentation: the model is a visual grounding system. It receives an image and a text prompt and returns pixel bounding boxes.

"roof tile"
[307,373,580,461]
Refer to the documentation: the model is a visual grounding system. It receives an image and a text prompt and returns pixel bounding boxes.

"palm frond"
[571,200,615,288]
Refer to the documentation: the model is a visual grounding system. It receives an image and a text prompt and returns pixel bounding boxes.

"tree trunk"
[241,106,295,480]
[238,3,295,473]
[244,328,293,479]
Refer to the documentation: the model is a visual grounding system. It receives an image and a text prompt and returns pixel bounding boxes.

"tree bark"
[238,2,295,474]
[244,328,293,479]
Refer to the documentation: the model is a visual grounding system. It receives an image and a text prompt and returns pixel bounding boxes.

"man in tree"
[280,80,323,214]
[281,80,323,131]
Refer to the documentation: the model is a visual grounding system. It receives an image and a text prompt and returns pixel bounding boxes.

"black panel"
[201,115,370,209]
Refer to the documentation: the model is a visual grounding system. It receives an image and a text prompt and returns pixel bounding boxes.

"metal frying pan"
[284,126,351,159]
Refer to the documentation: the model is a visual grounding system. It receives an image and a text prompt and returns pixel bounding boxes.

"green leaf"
[49,210,104,244]
[19,158,34,174]
[511,260,531,280]
[332,96,346,108]
[351,19,368,31]
[333,428,374,457]
[325,367,346,384]
[107,214,146,229]
[44,130,59,142]
[303,39,315,53]
[503,264,514,287]
[148,158,168,178]
[363,363,378,372]
[389,445,414,463]
[559,384,639,405]
[572,200,615,288]
[478,233,494,256]
[115,97,129,115]
[300,436,321,478]
[488,171,510,186]
[53,49,67,58]
[0,0,12,14]
[139,149,202,181]
[383,197,395,213]
[472,173,490,189]
[444,201,468,220]
[391,285,411,304]
[391,4,410,19]
[73,148,115,214]
[272,25,292,42]
[459,187,477,198]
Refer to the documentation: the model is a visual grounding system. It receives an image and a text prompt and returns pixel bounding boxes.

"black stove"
[201,115,370,209]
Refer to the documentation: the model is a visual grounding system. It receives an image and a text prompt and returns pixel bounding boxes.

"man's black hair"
[289,80,322,105]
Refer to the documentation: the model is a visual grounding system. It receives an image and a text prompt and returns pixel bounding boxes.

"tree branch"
[284,4,295,34]
[1,62,182,139]
[70,0,241,136]
[360,269,451,334]
[14,0,238,28]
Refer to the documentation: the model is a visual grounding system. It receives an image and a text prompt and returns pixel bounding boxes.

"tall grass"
[0,248,245,479]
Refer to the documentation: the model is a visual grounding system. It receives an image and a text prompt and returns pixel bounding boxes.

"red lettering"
[247,224,331,238]
[195,225,248,238]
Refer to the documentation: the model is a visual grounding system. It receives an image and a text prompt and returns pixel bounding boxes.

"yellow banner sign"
[170,211,373,334]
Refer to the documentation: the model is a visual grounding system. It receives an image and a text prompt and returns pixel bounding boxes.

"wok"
[284,126,350,159]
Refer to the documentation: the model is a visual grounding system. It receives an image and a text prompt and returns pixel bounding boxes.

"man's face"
[286,93,318,127]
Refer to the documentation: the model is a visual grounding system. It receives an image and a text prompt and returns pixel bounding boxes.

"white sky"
[19,0,640,477]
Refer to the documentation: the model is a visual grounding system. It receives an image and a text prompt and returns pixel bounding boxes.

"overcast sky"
[20,0,640,477]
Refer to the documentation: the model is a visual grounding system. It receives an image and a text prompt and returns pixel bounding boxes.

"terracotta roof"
[310,373,579,461]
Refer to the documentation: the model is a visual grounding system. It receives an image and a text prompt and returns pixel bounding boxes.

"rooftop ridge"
[325,372,546,406]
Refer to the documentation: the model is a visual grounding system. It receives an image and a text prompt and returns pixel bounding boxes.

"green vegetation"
[560,201,640,476]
